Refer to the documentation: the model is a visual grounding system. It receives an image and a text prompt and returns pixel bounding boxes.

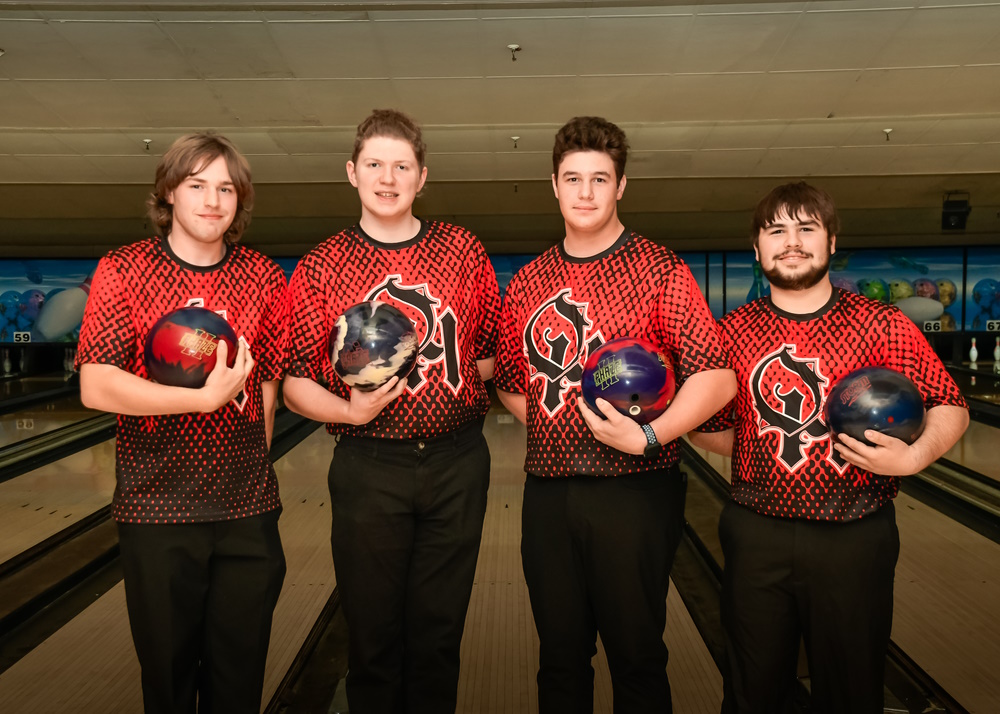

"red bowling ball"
[144,307,238,388]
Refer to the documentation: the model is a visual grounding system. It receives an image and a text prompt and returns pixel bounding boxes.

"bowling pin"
[969,337,978,368]
[994,337,1000,363]
[33,274,92,341]
[2,348,10,376]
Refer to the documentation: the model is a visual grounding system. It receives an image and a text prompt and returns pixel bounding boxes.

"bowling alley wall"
[2,248,998,362]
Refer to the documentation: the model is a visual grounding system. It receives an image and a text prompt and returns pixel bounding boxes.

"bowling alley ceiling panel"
[0,0,999,254]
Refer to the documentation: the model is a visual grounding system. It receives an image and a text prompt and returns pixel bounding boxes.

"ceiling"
[0,0,998,257]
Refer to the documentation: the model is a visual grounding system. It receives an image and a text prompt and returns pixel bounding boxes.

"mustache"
[776,251,812,259]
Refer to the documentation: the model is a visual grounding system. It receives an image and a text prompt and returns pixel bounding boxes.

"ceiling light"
[507,44,521,61]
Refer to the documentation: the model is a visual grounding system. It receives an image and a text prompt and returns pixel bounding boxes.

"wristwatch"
[640,423,661,457]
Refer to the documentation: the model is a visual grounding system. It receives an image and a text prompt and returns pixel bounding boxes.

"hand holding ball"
[825,367,925,446]
[581,337,676,424]
[330,301,419,392]
[144,307,239,389]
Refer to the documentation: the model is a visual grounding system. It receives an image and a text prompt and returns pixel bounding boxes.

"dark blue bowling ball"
[330,301,419,392]
[581,337,676,424]
[825,367,925,446]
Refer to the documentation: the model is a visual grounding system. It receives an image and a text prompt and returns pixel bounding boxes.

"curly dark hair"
[552,116,629,183]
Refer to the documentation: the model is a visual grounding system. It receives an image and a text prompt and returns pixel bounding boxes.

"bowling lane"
[684,440,1000,713]
[0,374,76,415]
[0,410,726,714]
[941,418,1000,483]
[0,426,336,713]
[0,395,96,449]
[0,437,115,566]
[456,411,723,713]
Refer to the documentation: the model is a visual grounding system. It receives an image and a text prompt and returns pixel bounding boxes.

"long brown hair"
[147,133,254,243]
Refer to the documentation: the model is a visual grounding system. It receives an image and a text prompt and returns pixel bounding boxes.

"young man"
[495,116,736,713]
[282,109,499,714]
[690,181,969,714]
[77,133,288,713]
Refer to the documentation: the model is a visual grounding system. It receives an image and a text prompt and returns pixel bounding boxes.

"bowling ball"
[935,279,956,307]
[330,301,419,392]
[0,291,21,321]
[825,367,925,447]
[581,337,676,424]
[888,279,913,303]
[972,278,999,308]
[857,279,889,303]
[19,289,46,321]
[831,277,859,295]
[912,278,938,301]
[144,307,238,388]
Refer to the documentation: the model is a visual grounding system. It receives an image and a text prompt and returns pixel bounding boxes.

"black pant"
[521,468,687,714]
[329,421,490,714]
[719,501,900,714]
[117,511,286,714]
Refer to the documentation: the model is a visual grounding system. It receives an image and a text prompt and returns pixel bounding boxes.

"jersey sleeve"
[884,308,967,410]
[473,252,500,361]
[692,316,736,432]
[494,274,527,394]
[657,258,729,382]
[285,252,332,384]
[76,256,136,371]
[253,264,289,383]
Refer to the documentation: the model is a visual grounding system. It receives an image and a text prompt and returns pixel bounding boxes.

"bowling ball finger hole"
[629,394,640,402]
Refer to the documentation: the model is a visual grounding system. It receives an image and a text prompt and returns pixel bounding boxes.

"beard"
[761,249,831,291]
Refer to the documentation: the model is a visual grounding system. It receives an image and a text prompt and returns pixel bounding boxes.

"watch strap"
[641,423,660,456]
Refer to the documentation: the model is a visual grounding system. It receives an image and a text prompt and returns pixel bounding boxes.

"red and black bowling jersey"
[495,229,728,477]
[285,220,499,440]
[698,288,967,522]
[76,237,288,524]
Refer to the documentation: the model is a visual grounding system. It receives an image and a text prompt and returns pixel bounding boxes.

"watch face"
[643,441,661,457]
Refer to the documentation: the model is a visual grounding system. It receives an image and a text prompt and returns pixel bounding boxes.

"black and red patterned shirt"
[76,237,287,524]
[698,288,968,521]
[285,220,499,439]
[495,229,729,477]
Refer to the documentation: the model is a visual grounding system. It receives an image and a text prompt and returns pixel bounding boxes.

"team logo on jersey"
[523,289,604,416]
[749,344,841,472]
[366,275,462,395]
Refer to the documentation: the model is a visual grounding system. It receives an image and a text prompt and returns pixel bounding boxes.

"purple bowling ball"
[831,277,859,295]
[912,278,938,300]
[19,289,46,321]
